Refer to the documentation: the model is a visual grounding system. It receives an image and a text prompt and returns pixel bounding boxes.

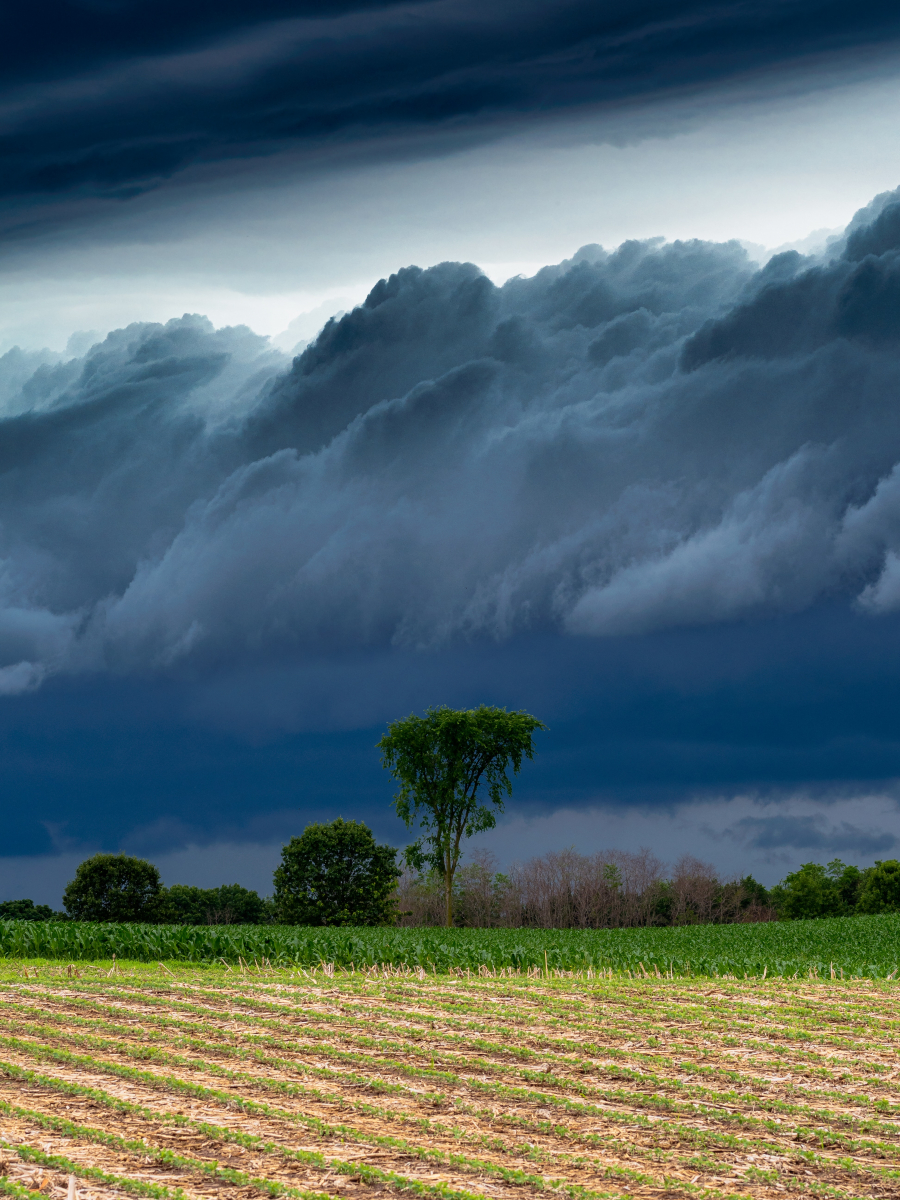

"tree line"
[5,837,900,928]
[396,851,900,926]
[0,817,399,925]
[3,704,899,927]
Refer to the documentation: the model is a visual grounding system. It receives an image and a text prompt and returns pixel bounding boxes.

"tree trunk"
[445,867,453,927]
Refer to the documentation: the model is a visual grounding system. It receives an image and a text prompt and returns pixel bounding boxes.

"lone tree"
[273,818,400,926]
[378,705,546,927]
[62,853,162,922]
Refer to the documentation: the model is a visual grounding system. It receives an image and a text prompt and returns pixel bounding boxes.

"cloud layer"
[5,0,900,212]
[9,190,900,694]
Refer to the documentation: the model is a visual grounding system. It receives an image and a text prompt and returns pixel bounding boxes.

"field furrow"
[2,966,900,1199]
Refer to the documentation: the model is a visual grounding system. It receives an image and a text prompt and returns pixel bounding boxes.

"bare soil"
[0,968,898,1199]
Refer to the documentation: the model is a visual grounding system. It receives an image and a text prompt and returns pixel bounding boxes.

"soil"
[0,970,898,1199]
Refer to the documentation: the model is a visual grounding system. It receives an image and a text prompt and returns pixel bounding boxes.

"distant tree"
[768,859,860,920]
[207,883,273,924]
[737,876,770,909]
[154,884,207,925]
[832,860,863,910]
[273,818,400,926]
[857,859,900,914]
[62,853,162,922]
[378,705,546,927]
[0,899,55,921]
[156,883,272,925]
[650,879,674,926]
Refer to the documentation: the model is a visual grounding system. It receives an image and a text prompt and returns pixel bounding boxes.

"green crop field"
[3,914,900,978]
[0,958,900,1200]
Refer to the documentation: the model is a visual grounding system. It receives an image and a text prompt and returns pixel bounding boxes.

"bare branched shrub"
[736,899,780,923]
[206,907,236,925]
[453,850,512,928]
[392,846,776,929]
[669,855,721,925]
[393,868,444,926]
[506,847,668,928]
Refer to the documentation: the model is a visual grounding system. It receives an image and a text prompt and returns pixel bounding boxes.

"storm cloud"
[5,188,900,689]
[5,188,900,868]
[4,0,900,216]
[731,814,898,855]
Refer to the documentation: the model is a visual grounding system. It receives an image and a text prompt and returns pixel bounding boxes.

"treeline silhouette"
[4,837,900,927]
[396,850,900,926]
[396,849,775,927]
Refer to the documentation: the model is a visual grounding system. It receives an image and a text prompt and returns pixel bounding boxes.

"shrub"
[273,818,400,926]
[63,853,162,922]
[393,851,776,928]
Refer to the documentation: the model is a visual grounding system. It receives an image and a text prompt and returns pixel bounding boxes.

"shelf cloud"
[5,189,900,694]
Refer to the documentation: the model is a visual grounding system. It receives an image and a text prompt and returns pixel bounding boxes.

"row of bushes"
[397,849,769,928]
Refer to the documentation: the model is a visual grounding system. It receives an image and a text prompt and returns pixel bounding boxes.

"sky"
[5,1,900,904]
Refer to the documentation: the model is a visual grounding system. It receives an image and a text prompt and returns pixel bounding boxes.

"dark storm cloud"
[4,187,900,687]
[8,189,900,853]
[3,0,900,210]
[732,815,897,855]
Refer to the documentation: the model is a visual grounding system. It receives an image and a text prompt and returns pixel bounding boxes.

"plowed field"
[0,963,897,1200]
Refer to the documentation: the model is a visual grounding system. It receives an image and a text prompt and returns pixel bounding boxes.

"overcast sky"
[5,0,900,904]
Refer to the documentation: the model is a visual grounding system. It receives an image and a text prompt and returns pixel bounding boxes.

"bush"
[273,818,400,926]
[63,853,162,922]
[156,883,273,924]
[858,860,900,914]
[0,898,55,921]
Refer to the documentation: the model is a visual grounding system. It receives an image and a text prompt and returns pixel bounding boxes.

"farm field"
[5,914,900,977]
[0,964,898,1199]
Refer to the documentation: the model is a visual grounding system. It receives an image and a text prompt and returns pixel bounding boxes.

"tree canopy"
[155,883,272,925]
[378,704,545,926]
[273,818,400,926]
[0,898,55,921]
[767,859,862,920]
[857,859,900,914]
[62,853,162,922]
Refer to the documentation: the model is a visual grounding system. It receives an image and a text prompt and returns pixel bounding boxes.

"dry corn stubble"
[0,965,899,1199]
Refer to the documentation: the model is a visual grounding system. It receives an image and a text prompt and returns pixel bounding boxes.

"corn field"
[3,913,900,977]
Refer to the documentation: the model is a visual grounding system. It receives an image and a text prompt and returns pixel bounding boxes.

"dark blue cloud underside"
[5,605,900,857]
[4,1,900,204]
[733,815,897,854]
[2,0,410,81]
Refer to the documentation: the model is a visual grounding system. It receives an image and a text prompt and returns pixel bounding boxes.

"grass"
[0,958,898,1199]
[3,914,900,977]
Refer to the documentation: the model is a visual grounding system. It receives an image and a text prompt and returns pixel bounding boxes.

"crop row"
[9,969,899,1055]
[11,967,900,1048]
[5,968,900,1199]
[2,990,898,1129]
[5,973,900,1127]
